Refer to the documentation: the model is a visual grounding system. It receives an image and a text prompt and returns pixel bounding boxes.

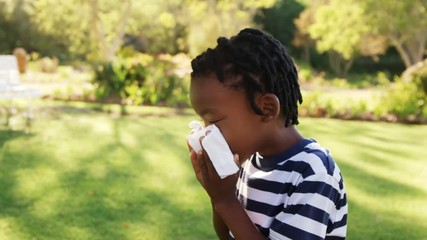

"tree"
[33,0,133,62]
[361,0,427,68]
[88,0,132,61]
[292,5,316,64]
[19,0,277,61]
[185,0,276,57]
[0,0,53,55]
[255,0,305,55]
[308,0,384,75]
[125,0,190,54]
[308,0,426,73]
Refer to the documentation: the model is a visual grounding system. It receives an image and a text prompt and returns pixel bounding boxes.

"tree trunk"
[343,57,354,76]
[108,0,132,60]
[392,39,411,68]
[328,51,353,76]
[390,31,427,69]
[303,42,311,65]
[88,0,132,62]
[89,0,108,61]
[328,51,341,75]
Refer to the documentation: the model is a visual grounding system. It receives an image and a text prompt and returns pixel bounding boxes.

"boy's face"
[190,73,264,162]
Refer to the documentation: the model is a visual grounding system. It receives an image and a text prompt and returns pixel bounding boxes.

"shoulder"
[279,140,344,184]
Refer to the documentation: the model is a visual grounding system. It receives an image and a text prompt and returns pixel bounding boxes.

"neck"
[258,125,304,158]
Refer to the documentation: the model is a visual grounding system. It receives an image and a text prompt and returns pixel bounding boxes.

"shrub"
[93,55,149,103]
[38,57,59,73]
[137,55,186,106]
[403,59,427,95]
[300,90,322,117]
[51,83,96,102]
[380,75,426,121]
[93,53,190,108]
[377,59,427,122]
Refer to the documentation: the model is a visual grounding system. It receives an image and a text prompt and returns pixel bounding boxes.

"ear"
[258,93,280,122]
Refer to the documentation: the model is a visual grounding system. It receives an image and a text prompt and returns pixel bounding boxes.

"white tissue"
[187,121,205,152]
[187,121,239,178]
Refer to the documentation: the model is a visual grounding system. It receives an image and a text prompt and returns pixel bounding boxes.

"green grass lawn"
[0,102,426,239]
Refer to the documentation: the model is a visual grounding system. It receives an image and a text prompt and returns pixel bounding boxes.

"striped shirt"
[232,138,347,240]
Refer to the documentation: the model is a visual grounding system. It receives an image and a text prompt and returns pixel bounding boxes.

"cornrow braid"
[191,28,303,127]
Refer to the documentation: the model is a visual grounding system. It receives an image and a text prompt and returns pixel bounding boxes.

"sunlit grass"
[0,105,214,240]
[298,118,427,239]
[0,103,426,239]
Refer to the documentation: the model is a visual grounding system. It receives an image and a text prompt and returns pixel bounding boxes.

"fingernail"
[234,154,239,165]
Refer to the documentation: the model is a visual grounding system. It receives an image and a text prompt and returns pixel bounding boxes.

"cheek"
[221,126,254,157]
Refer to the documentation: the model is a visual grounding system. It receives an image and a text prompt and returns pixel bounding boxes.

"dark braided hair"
[191,28,303,127]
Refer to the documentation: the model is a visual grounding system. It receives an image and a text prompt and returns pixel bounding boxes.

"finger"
[197,150,211,184]
[233,154,240,166]
[186,140,192,152]
[190,150,207,186]
[197,150,208,175]
[198,135,207,171]
[189,149,200,174]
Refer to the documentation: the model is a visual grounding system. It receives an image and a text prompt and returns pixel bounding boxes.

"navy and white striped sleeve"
[269,172,347,240]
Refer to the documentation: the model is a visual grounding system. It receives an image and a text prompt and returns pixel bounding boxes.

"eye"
[209,118,224,124]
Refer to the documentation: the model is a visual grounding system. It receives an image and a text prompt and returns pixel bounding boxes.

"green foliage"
[381,76,427,120]
[307,0,426,70]
[296,61,424,123]
[38,57,59,73]
[6,0,277,61]
[33,0,132,61]
[309,0,368,60]
[93,55,149,103]
[300,90,362,119]
[404,60,427,95]
[93,53,190,107]
[361,0,427,40]
[374,60,427,120]
[127,0,189,55]
[50,83,96,102]
[185,0,276,56]
[359,0,427,68]
[0,0,62,56]
[138,56,190,106]
[300,80,426,123]
[1,0,423,78]
[255,0,305,53]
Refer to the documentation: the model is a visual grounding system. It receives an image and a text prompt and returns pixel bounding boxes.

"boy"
[188,28,347,240]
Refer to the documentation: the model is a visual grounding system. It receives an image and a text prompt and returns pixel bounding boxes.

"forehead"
[190,74,245,115]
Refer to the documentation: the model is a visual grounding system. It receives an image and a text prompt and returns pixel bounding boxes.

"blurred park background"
[0,0,426,239]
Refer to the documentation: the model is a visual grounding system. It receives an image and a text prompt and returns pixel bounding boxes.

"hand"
[187,142,266,240]
[188,140,239,204]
